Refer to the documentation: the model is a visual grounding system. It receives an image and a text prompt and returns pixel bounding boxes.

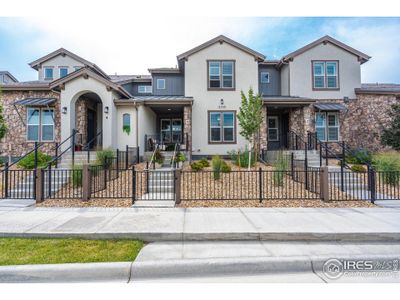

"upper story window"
[260,72,270,83]
[27,107,54,142]
[208,60,235,90]
[156,79,166,90]
[312,61,339,89]
[138,85,152,93]
[44,68,53,80]
[59,67,68,78]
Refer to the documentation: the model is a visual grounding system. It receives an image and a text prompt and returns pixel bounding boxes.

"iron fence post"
[48,164,52,199]
[295,135,298,150]
[4,162,9,198]
[319,142,322,167]
[103,158,107,189]
[259,167,262,203]
[325,142,328,166]
[144,134,147,152]
[72,129,76,167]
[342,141,346,164]
[305,142,309,190]
[146,161,149,193]
[132,165,136,204]
[125,145,129,169]
[291,152,294,179]
[136,146,140,164]
[314,132,318,150]
[33,142,38,199]
[340,158,345,192]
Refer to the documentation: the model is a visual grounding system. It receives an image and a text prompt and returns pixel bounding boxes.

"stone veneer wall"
[0,90,61,157]
[183,105,192,158]
[259,105,268,149]
[75,98,88,146]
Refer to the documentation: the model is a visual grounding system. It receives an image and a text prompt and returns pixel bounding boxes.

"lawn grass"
[0,238,144,266]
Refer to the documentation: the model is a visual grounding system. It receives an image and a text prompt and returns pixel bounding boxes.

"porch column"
[260,105,268,150]
[303,105,314,139]
[183,105,192,160]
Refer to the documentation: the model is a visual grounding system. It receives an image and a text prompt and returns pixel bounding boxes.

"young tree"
[0,87,7,140]
[381,103,400,150]
[237,87,263,169]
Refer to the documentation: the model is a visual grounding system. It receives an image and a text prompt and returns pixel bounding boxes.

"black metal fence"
[43,168,83,199]
[0,169,36,199]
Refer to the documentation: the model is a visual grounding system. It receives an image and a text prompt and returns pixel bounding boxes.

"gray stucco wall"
[152,73,184,96]
[258,66,281,96]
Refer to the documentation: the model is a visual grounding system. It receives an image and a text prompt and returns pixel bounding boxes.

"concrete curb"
[0,262,132,283]
[1,254,398,282]
[2,231,400,242]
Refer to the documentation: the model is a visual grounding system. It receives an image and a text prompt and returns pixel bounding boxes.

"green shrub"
[372,152,400,185]
[178,153,186,162]
[190,161,203,171]
[212,155,222,180]
[16,151,52,169]
[272,152,288,186]
[228,146,256,168]
[346,148,372,165]
[221,161,231,173]
[199,158,210,168]
[71,165,83,187]
[351,164,366,173]
[96,149,115,168]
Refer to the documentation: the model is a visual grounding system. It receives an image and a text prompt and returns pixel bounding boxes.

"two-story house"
[1,35,399,161]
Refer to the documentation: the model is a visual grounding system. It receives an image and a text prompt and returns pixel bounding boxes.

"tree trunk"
[248,142,252,170]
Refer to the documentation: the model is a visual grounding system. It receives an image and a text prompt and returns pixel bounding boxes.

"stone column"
[183,105,192,160]
[260,105,268,150]
[303,105,314,140]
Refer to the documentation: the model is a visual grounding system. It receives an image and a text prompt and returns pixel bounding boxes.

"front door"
[87,108,96,149]
[267,116,280,150]
[161,118,182,144]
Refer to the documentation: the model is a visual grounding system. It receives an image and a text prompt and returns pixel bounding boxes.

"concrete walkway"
[1,206,400,242]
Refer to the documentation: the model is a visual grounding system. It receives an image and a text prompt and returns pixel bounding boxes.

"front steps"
[57,151,98,168]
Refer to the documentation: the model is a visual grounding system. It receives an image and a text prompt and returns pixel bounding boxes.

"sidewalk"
[1,206,400,241]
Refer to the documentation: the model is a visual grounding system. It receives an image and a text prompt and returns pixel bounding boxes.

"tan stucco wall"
[137,105,156,155]
[280,64,290,96]
[116,106,137,150]
[288,43,361,99]
[184,41,259,156]
[38,55,85,81]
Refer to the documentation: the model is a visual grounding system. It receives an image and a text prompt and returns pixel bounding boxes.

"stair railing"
[82,130,103,163]
[46,129,78,168]
[170,142,180,169]
[148,144,159,170]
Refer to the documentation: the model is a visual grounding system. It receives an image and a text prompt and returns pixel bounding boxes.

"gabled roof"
[0,80,51,91]
[49,67,131,98]
[281,35,371,64]
[29,48,109,78]
[0,71,18,82]
[177,35,266,62]
[109,74,152,84]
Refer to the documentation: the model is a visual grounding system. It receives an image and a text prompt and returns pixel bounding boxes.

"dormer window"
[44,67,53,80]
[312,61,339,89]
[59,67,68,78]
[208,60,235,90]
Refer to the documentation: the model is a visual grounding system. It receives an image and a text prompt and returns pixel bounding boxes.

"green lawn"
[0,238,144,265]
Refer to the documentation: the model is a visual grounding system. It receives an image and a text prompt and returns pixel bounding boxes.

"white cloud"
[320,19,400,83]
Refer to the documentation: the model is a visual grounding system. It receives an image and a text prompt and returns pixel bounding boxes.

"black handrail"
[83,130,103,163]
[170,142,180,169]
[1,141,45,172]
[47,129,78,168]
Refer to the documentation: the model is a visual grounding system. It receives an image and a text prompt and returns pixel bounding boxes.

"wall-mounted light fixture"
[220,99,224,105]
[343,96,349,103]
[62,107,67,114]
[104,106,109,114]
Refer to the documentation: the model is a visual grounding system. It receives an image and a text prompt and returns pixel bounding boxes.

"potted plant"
[175,153,186,168]
[151,148,164,168]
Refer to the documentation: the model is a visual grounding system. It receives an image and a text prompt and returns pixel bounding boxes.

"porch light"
[104,106,109,114]
[220,99,224,105]
[62,107,67,114]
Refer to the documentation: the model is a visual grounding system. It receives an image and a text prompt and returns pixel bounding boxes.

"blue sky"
[0,17,399,83]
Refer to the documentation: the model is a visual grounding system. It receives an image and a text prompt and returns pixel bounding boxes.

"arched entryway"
[73,92,103,150]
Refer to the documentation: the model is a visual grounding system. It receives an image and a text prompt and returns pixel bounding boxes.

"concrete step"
[139,192,175,201]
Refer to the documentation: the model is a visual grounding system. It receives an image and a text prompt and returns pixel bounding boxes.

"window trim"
[59,67,68,78]
[207,60,236,91]
[44,67,54,80]
[260,71,270,84]
[138,85,152,93]
[208,110,237,144]
[26,107,55,142]
[267,116,279,141]
[311,60,340,90]
[156,78,166,90]
[315,111,340,142]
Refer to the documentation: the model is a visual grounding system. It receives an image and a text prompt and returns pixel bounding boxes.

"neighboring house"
[0,35,399,160]
[0,71,18,84]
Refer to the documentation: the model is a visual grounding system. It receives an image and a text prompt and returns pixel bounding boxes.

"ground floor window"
[315,111,339,141]
[27,107,54,142]
[208,111,236,143]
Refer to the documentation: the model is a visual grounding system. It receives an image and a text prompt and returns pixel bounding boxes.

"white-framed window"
[209,111,236,143]
[315,112,339,141]
[59,67,68,78]
[267,116,279,141]
[138,85,152,93]
[27,107,54,142]
[44,68,53,80]
[260,71,270,83]
[312,61,338,89]
[208,60,235,89]
[156,79,166,90]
